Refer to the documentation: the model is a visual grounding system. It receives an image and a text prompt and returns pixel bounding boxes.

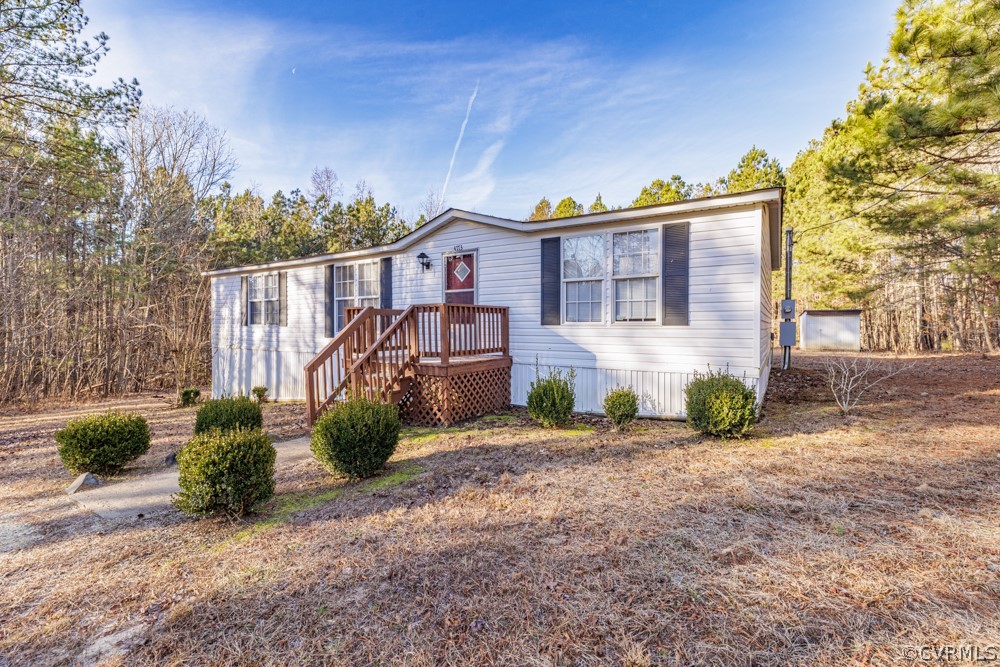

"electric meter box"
[779,321,797,347]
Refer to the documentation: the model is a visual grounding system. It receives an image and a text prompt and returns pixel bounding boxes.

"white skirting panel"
[212,351,767,418]
[212,347,315,400]
[513,362,691,419]
[512,362,766,420]
[756,348,772,406]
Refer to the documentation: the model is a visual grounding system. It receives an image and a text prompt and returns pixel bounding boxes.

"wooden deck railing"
[304,307,403,424]
[346,305,420,402]
[304,303,509,423]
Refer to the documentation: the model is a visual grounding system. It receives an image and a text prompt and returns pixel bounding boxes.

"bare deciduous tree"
[822,356,914,414]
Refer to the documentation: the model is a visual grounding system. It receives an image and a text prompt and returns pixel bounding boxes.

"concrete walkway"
[72,436,313,522]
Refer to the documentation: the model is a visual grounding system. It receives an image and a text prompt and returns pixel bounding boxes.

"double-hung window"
[334,261,380,330]
[248,273,279,325]
[562,235,604,323]
[612,229,658,322]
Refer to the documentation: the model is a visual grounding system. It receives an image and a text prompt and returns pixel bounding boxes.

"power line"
[794,117,1000,240]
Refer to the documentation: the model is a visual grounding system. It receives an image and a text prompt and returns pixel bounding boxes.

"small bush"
[604,386,639,430]
[194,396,262,435]
[527,365,576,428]
[173,428,276,515]
[685,368,757,439]
[251,385,268,404]
[55,411,150,475]
[179,387,201,407]
[311,398,401,479]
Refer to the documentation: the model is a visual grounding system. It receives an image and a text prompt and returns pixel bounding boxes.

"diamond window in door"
[453,260,471,283]
[445,253,476,304]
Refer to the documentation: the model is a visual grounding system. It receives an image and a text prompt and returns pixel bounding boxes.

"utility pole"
[779,227,795,370]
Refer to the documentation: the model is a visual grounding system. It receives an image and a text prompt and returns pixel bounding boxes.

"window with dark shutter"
[540,237,561,325]
[247,273,280,325]
[661,222,689,326]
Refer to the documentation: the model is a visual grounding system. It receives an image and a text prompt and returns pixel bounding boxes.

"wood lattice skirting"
[399,357,512,426]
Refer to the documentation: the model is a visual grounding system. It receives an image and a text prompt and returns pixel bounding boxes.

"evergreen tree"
[721,146,785,193]
[631,175,691,207]
[588,194,609,213]
[553,196,584,218]
[528,197,553,221]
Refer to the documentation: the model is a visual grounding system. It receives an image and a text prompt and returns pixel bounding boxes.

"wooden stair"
[304,303,510,425]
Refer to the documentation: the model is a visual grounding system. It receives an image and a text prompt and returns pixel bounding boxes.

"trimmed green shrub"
[527,365,576,428]
[55,411,150,475]
[194,396,262,435]
[179,387,201,407]
[251,385,268,404]
[604,386,639,430]
[173,428,276,515]
[685,368,757,439]
[311,398,401,479]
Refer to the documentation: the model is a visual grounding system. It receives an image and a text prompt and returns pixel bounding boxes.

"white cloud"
[448,139,505,209]
[84,0,896,219]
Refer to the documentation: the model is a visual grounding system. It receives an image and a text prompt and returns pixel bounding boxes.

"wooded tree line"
[0,2,414,403]
[1,0,996,404]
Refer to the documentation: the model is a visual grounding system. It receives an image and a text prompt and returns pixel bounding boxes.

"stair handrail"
[305,307,380,424]
[345,305,420,402]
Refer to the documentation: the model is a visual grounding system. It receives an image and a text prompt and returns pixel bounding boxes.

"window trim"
[557,225,663,326]
[560,232,606,325]
[334,259,381,331]
[247,272,280,326]
[611,228,660,325]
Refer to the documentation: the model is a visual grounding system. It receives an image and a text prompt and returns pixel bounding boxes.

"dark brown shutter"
[380,257,392,309]
[540,237,561,325]
[278,271,288,326]
[324,265,336,337]
[661,222,689,326]
[240,275,248,326]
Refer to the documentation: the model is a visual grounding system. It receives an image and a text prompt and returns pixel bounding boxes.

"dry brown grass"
[1,353,998,666]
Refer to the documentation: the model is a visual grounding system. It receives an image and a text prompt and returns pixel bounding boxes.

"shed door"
[445,253,476,304]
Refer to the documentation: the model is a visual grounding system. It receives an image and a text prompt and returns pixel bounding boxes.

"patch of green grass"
[364,462,422,491]
[226,487,345,544]
[477,414,519,425]
[223,463,424,545]
[560,423,596,436]
[400,425,487,443]
[399,426,443,444]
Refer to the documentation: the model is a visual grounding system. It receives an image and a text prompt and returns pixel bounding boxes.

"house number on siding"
[453,245,463,252]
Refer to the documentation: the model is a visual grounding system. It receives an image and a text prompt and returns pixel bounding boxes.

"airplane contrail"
[439,79,479,211]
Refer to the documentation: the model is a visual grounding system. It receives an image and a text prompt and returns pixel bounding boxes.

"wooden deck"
[304,304,511,426]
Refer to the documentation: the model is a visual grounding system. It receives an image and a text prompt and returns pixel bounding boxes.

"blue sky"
[88,0,898,220]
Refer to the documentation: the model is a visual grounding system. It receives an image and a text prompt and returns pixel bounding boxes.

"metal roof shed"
[799,309,862,351]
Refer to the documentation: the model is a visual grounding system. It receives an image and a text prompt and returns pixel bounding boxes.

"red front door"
[445,253,476,304]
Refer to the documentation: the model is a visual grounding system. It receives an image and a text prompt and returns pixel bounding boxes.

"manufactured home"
[204,188,783,425]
